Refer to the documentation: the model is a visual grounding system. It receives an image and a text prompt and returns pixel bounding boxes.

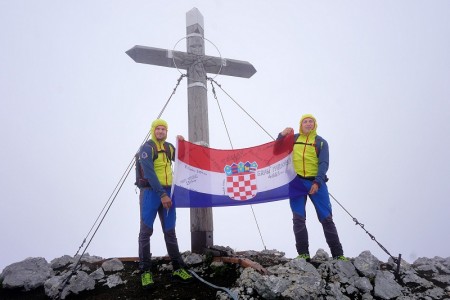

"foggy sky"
[1,1,449,272]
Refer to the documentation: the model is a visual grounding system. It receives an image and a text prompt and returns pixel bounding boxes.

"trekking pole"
[329,192,402,275]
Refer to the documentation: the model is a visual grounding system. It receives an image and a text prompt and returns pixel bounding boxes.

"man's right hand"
[281,127,294,136]
[161,195,172,209]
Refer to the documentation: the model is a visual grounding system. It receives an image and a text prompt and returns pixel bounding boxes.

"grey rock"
[104,274,124,288]
[90,268,105,280]
[211,261,225,269]
[326,281,350,299]
[212,245,235,256]
[345,284,358,295]
[442,257,450,270]
[361,292,374,300]
[260,249,286,257]
[402,269,434,288]
[317,261,332,279]
[45,270,96,300]
[76,253,103,264]
[50,255,74,269]
[432,274,450,285]
[261,274,291,299]
[101,258,124,272]
[286,258,321,275]
[353,251,379,278]
[413,257,439,273]
[373,270,403,299]
[423,286,446,299]
[331,259,359,284]
[65,270,95,296]
[158,263,173,272]
[388,256,412,274]
[239,257,326,299]
[3,250,450,299]
[312,248,330,262]
[1,257,54,291]
[44,274,67,299]
[183,252,204,265]
[354,277,373,293]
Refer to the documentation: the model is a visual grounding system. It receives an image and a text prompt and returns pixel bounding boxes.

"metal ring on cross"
[172,36,223,81]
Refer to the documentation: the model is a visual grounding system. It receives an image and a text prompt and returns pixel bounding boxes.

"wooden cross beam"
[126,7,256,254]
[126,46,256,79]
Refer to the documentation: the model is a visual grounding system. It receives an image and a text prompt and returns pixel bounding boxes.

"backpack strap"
[294,141,315,146]
[164,142,175,161]
[294,137,318,156]
[135,140,158,188]
[152,141,174,162]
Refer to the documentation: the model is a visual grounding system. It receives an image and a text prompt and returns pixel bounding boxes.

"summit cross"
[126,7,256,254]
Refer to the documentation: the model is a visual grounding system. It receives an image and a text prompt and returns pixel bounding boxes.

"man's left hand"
[161,195,172,209]
[309,183,319,195]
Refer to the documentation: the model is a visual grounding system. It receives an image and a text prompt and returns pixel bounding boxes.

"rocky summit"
[1,248,449,299]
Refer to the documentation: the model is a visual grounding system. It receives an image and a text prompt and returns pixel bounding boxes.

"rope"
[250,205,267,250]
[208,77,267,251]
[189,270,238,300]
[157,74,186,119]
[58,74,185,299]
[58,164,133,299]
[208,76,401,270]
[329,192,401,267]
[73,156,135,257]
[209,80,233,148]
[207,77,275,141]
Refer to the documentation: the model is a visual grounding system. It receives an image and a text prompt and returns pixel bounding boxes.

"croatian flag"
[171,133,308,208]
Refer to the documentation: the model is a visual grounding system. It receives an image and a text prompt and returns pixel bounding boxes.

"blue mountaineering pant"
[138,186,185,271]
[289,177,343,257]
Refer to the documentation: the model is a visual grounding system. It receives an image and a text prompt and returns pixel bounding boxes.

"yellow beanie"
[299,114,317,134]
[151,119,168,131]
[150,119,168,140]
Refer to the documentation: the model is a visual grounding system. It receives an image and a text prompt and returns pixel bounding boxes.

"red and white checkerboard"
[226,173,257,201]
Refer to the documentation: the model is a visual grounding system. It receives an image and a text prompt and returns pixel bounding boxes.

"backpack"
[135,140,174,188]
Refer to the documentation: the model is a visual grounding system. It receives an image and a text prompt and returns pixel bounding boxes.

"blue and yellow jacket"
[137,119,175,198]
[279,114,329,187]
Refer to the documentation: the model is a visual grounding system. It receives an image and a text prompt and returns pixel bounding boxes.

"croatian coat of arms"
[224,161,258,201]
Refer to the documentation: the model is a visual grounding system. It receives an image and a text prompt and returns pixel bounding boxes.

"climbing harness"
[329,192,402,274]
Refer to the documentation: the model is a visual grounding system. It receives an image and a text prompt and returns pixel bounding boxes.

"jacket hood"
[299,114,317,135]
[150,119,168,142]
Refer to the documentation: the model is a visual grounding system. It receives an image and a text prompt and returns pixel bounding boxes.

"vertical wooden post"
[186,8,213,253]
[126,7,256,254]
